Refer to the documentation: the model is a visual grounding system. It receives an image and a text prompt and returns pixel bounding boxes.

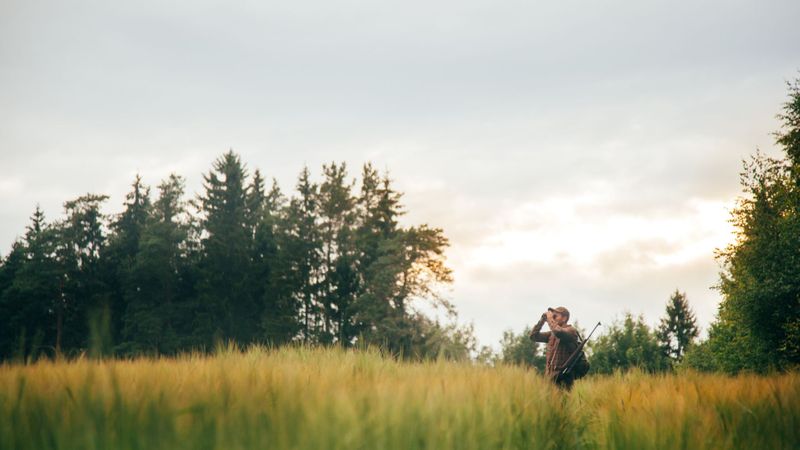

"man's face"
[552,311,567,325]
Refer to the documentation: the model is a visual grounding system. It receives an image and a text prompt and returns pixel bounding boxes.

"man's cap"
[548,306,570,317]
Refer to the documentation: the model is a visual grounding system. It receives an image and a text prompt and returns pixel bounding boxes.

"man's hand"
[540,312,547,322]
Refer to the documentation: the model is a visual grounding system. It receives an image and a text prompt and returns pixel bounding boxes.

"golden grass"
[1,345,797,449]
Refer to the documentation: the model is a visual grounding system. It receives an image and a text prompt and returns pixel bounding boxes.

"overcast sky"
[2,0,799,349]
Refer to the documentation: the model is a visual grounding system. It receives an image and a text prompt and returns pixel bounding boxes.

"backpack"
[571,348,590,379]
[560,330,590,381]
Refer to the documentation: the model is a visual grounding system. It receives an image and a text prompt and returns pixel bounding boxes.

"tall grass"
[1,345,797,450]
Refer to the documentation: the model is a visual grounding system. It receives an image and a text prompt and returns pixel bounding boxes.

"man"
[529,306,579,389]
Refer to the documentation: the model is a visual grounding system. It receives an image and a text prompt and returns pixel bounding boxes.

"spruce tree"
[244,169,272,344]
[350,167,453,356]
[350,164,397,347]
[246,169,266,237]
[259,179,299,344]
[0,207,61,359]
[280,166,322,343]
[317,162,356,344]
[656,290,699,362]
[106,176,151,347]
[119,174,188,355]
[196,151,255,347]
[56,194,110,355]
[0,242,26,358]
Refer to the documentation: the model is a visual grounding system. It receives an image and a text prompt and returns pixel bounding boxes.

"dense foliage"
[493,326,546,371]
[587,313,670,374]
[0,153,472,361]
[685,79,800,373]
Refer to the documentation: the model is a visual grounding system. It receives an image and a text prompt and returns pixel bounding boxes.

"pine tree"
[244,168,274,345]
[317,162,356,344]
[246,169,266,238]
[259,179,299,344]
[0,241,26,358]
[106,176,151,347]
[196,151,256,347]
[0,207,62,359]
[280,166,323,343]
[56,194,110,355]
[656,290,699,363]
[350,167,453,356]
[119,174,189,355]
[350,164,399,347]
[109,176,150,259]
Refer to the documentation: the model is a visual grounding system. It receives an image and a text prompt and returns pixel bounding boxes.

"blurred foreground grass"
[1,345,798,450]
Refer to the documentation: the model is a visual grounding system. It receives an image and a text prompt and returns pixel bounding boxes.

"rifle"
[557,321,601,381]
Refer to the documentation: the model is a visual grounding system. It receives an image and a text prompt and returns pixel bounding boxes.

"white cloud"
[465,193,736,272]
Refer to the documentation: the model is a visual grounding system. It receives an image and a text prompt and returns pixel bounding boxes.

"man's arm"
[529,314,551,343]
[545,314,578,343]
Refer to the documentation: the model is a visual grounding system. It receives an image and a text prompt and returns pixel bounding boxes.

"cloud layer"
[2,0,799,348]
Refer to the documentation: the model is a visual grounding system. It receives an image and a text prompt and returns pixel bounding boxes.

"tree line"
[0,153,476,361]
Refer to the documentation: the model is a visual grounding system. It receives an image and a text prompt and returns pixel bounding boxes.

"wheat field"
[1,345,797,450]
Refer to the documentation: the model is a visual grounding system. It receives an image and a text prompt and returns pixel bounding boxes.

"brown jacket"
[529,316,579,379]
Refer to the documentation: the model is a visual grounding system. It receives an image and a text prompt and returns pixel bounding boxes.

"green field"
[1,345,798,450]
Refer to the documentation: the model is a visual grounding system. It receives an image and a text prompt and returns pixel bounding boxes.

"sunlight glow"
[466,190,736,273]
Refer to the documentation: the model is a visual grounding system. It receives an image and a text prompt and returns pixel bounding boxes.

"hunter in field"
[530,306,581,389]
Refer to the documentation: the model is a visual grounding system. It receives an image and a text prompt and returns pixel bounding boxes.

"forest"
[0,156,471,361]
